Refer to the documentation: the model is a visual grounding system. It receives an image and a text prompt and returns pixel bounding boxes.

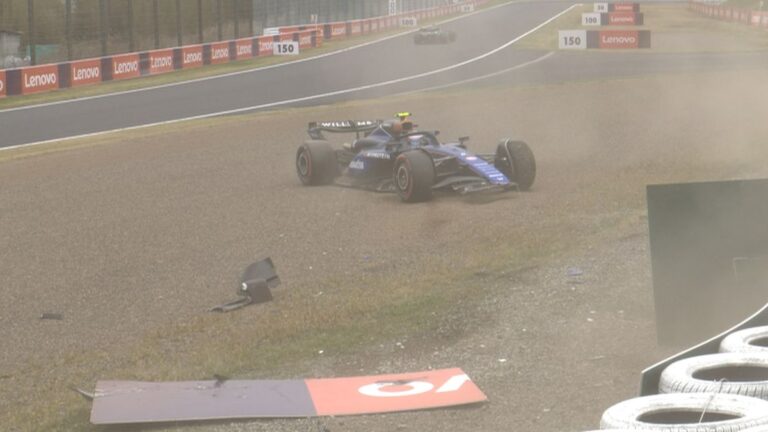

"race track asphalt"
[3,0,767,149]
[0,1,570,148]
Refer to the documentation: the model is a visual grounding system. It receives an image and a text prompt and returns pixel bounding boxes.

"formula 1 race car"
[414,26,457,44]
[295,113,535,203]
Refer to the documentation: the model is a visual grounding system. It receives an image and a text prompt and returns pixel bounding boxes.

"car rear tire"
[394,151,434,203]
[495,139,536,191]
[296,140,338,186]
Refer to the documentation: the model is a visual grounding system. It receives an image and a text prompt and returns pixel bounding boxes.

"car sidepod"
[347,149,395,179]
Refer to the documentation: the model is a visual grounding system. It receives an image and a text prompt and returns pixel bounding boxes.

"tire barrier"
[559,30,651,49]
[0,0,488,98]
[722,327,768,354]
[600,393,768,432]
[659,352,768,400]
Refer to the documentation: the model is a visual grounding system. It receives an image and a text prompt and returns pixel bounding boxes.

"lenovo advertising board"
[111,53,141,80]
[209,41,231,64]
[598,30,648,48]
[70,58,102,87]
[148,49,175,74]
[257,36,274,57]
[20,64,60,94]
[235,38,254,60]
[181,45,204,68]
[608,11,644,25]
[297,30,314,49]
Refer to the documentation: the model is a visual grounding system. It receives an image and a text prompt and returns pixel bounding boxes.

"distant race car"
[295,113,536,203]
[414,26,457,44]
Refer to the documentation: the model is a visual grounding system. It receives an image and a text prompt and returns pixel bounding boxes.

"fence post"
[128,0,134,52]
[176,0,183,46]
[197,0,203,43]
[66,0,72,60]
[100,0,108,56]
[153,0,160,49]
[27,0,36,65]
[248,0,254,36]
[217,0,223,41]
[233,0,239,39]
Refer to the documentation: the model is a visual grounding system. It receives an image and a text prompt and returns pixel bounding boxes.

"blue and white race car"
[295,113,535,202]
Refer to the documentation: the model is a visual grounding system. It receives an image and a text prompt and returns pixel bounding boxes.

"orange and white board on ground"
[90,368,486,425]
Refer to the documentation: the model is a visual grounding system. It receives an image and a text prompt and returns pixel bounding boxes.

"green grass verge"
[5,214,583,431]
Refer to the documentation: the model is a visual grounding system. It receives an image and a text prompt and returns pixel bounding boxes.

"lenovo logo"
[73,67,100,82]
[25,72,57,88]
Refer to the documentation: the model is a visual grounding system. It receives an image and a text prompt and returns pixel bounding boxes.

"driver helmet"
[395,112,415,134]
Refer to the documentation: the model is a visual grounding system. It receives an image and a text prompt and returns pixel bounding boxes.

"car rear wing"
[308,120,381,140]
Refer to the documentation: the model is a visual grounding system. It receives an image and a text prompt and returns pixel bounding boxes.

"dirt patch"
[2,68,768,430]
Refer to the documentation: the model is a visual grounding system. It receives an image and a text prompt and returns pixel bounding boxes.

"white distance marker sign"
[558,30,587,49]
[582,12,602,25]
[594,2,609,12]
[274,41,300,56]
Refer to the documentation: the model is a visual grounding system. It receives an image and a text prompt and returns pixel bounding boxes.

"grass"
[515,3,768,52]
[3,216,577,430]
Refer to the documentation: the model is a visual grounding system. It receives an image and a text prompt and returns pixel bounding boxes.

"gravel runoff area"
[1,62,768,430]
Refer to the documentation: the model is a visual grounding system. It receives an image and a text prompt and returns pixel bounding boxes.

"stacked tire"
[592,326,768,432]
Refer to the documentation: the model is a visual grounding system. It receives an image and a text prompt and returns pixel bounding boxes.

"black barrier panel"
[228,41,237,61]
[639,30,651,48]
[139,52,150,76]
[100,57,113,81]
[173,48,183,70]
[586,31,600,48]
[637,12,645,25]
[57,63,71,88]
[647,179,768,347]
[203,44,212,65]
[6,69,21,95]
[324,24,331,40]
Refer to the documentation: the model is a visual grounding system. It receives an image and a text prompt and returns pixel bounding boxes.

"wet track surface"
[0,1,569,147]
[2,0,767,148]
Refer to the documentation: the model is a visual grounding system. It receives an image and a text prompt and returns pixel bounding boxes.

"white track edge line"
[1,4,578,153]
